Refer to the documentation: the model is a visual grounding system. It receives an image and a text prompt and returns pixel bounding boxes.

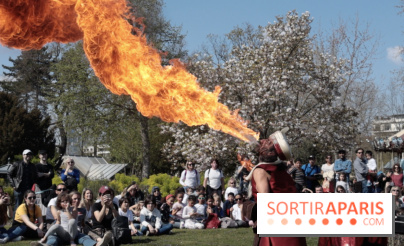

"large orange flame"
[0,0,259,142]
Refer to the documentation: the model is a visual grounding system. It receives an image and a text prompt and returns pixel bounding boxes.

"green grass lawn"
[6,228,319,246]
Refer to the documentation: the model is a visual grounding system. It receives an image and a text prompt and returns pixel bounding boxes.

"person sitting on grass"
[223,192,235,217]
[36,192,77,246]
[0,190,22,243]
[13,190,44,240]
[172,192,185,228]
[194,193,207,222]
[160,194,176,228]
[182,195,204,229]
[230,194,247,227]
[213,198,224,218]
[118,197,142,236]
[205,196,219,217]
[140,196,173,236]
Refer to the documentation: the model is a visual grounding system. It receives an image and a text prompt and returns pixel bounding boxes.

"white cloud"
[387,46,404,65]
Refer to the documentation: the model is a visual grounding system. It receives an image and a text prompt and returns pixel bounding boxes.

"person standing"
[179,161,200,191]
[353,148,369,193]
[35,150,55,214]
[321,155,335,193]
[35,150,54,191]
[8,149,38,212]
[334,149,352,184]
[60,158,80,192]
[301,155,321,191]
[203,159,225,198]
[247,131,306,246]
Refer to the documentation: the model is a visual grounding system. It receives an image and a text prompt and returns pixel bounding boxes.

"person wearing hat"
[246,131,306,246]
[35,150,54,192]
[88,186,117,246]
[7,149,38,212]
[333,149,352,185]
[301,155,321,191]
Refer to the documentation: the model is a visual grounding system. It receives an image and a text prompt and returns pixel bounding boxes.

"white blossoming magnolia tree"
[161,11,359,173]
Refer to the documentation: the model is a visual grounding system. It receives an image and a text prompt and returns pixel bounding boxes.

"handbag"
[205,213,220,229]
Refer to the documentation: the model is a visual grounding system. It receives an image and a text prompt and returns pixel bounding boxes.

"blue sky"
[1,0,403,89]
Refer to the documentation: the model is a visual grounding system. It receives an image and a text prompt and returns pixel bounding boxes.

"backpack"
[112,216,132,245]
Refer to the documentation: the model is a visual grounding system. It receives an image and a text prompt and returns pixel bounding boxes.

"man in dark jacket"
[8,149,38,211]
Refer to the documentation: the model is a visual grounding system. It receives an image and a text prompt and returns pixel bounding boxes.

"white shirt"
[205,169,223,189]
[367,158,377,171]
[231,204,242,220]
[46,197,57,220]
[225,187,239,200]
[194,203,206,218]
[180,169,200,188]
[119,208,134,223]
[140,207,162,229]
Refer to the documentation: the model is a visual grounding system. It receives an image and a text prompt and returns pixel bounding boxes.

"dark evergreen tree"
[1,47,53,114]
[0,92,55,163]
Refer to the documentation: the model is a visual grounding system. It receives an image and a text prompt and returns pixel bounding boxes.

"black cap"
[308,155,315,160]
[39,150,47,155]
[338,150,346,154]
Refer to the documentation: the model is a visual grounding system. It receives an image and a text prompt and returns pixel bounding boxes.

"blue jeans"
[13,190,24,215]
[361,180,368,193]
[0,225,26,240]
[141,223,173,235]
[47,233,96,246]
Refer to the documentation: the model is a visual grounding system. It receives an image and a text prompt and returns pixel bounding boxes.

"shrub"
[140,173,182,197]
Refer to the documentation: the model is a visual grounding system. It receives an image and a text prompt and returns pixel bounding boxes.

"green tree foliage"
[0,92,55,163]
[1,47,54,113]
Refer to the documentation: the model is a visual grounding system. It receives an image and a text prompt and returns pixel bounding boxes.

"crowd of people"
[0,145,399,246]
[286,148,403,197]
[0,150,256,246]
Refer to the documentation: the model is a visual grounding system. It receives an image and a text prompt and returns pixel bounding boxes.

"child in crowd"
[336,173,349,193]
[196,186,206,197]
[182,195,204,229]
[223,192,235,217]
[160,194,175,227]
[194,194,207,222]
[151,186,162,209]
[140,197,173,236]
[172,192,185,228]
[131,203,143,226]
[205,196,219,217]
[224,177,238,200]
[118,197,142,236]
[212,192,223,208]
[213,199,224,218]
[183,187,193,206]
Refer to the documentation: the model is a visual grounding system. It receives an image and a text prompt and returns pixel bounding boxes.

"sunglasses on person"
[57,188,67,191]
[27,196,36,200]
[235,198,243,201]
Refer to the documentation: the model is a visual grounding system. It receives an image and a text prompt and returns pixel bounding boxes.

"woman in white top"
[321,155,335,193]
[78,188,94,222]
[230,194,247,227]
[224,177,238,200]
[203,159,225,198]
[180,161,200,190]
